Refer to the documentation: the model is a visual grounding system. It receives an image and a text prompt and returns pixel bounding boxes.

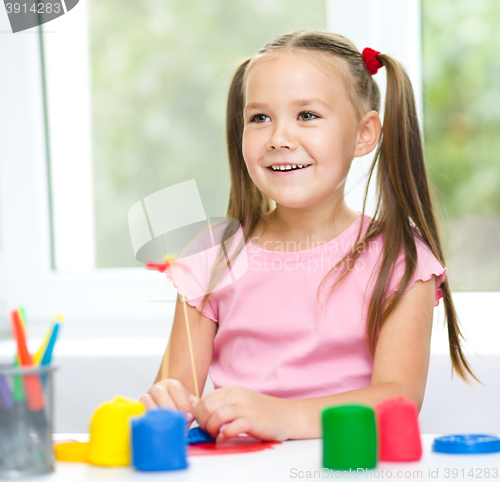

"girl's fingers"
[217,418,250,442]
[203,404,237,439]
[150,383,176,409]
[139,393,158,411]
[166,380,196,417]
[192,389,225,429]
[143,379,197,423]
[192,399,209,431]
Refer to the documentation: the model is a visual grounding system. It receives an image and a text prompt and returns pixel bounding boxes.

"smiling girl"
[141,30,478,441]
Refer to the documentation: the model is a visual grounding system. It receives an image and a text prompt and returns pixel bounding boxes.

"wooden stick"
[159,336,171,381]
[177,262,200,400]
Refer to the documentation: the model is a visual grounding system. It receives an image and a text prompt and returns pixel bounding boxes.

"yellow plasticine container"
[87,396,145,466]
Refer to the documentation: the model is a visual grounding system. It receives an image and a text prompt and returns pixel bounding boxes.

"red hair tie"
[362,47,383,75]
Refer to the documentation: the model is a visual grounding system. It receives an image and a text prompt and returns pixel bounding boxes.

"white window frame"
[0,0,498,344]
[0,4,173,337]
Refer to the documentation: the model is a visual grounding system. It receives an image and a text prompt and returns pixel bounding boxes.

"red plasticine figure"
[145,255,184,273]
[189,436,281,456]
[145,263,170,273]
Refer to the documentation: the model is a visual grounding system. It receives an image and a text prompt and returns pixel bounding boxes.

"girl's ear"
[353,111,381,158]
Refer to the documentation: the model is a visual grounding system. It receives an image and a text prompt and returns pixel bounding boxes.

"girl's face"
[242,51,364,210]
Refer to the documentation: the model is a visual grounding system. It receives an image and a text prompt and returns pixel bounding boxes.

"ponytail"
[370,54,480,383]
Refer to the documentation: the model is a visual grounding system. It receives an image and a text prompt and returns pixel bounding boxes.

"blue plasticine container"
[131,409,188,471]
[433,434,500,454]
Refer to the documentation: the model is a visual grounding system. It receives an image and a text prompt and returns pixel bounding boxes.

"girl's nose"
[268,123,297,150]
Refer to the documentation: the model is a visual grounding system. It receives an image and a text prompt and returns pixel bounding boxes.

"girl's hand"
[140,379,198,424]
[193,386,292,442]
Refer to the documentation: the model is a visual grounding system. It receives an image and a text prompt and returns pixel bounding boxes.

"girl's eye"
[250,114,270,123]
[248,111,319,123]
[299,111,319,121]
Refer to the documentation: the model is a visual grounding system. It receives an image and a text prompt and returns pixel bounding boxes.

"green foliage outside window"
[91,0,500,290]
[422,0,500,290]
[90,0,326,268]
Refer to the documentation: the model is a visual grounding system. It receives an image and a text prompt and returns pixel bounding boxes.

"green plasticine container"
[322,404,377,471]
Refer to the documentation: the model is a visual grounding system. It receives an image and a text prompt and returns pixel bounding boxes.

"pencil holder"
[0,363,57,478]
[322,404,377,471]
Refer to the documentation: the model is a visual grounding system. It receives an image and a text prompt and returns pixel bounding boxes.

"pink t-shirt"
[165,214,446,399]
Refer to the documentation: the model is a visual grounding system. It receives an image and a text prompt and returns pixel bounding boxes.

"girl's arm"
[194,277,435,441]
[140,294,217,418]
[287,276,435,439]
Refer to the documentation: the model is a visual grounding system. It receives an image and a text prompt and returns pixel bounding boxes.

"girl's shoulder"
[357,215,440,259]
[369,222,447,305]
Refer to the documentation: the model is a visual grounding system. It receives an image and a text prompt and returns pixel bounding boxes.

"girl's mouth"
[267,164,312,175]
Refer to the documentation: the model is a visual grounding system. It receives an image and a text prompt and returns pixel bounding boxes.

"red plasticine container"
[375,396,422,462]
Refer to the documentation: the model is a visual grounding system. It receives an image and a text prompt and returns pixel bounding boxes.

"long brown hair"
[200,29,478,383]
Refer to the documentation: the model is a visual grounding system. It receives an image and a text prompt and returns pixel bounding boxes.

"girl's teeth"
[270,164,310,171]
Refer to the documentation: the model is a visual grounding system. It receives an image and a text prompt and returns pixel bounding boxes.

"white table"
[15,434,500,481]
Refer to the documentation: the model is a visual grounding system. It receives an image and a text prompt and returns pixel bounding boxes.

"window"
[0,1,326,335]
[1,0,497,339]
[422,0,500,291]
